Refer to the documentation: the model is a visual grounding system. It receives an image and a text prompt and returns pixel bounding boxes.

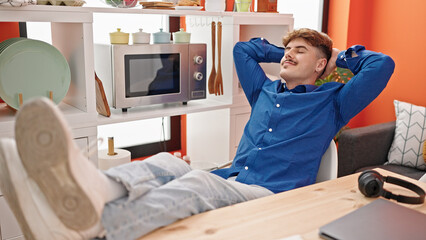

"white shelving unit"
[0,6,97,132]
[0,5,293,239]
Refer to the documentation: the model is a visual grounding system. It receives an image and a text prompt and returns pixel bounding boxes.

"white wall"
[278,0,323,31]
[97,118,171,150]
[187,109,231,166]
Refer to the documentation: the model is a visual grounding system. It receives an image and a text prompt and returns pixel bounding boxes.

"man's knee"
[148,152,181,164]
[178,170,223,189]
[144,152,191,173]
[152,152,174,159]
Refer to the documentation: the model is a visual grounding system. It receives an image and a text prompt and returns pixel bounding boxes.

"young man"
[212,28,394,192]
[0,28,394,239]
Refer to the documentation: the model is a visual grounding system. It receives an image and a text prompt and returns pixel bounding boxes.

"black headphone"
[358,170,426,204]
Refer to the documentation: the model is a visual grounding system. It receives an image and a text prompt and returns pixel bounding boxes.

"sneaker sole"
[15,98,98,231]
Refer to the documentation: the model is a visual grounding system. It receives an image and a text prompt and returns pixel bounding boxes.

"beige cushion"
[386,100,426,170]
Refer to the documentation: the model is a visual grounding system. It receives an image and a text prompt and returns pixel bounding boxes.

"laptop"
[319,198,426,240]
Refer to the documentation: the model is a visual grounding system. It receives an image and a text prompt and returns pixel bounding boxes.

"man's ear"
[316,58,328,73]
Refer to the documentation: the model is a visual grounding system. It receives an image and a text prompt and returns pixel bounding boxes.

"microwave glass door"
[125,53,180,97]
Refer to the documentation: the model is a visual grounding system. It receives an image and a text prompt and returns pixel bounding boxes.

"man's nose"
[284,49,294,59]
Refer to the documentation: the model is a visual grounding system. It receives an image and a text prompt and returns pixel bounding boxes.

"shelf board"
[97,98,232,125]
[0,5,292,19]
[88,6,292,18]
[0,102,96,136]
[0,5,92,22]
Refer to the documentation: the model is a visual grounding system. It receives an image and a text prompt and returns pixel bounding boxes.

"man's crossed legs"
[0,98,272,240]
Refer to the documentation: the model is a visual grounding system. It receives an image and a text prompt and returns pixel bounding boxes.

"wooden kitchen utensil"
[207,21,216,94]
[214,21,223,96]
[95,72,111,117]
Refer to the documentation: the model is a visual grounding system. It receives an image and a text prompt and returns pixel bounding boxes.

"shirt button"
[276,104,280,108]
[269,128,272,132]
[245,166,248,170]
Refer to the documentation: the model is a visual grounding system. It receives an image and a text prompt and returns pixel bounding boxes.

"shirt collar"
[281,82,318,93]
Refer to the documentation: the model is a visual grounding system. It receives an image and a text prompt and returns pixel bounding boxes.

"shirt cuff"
[336,45,365,68]
[258,38,284,63]
[336,50,347,68]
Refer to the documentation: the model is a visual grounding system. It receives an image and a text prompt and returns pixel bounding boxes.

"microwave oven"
[94,43,207,112]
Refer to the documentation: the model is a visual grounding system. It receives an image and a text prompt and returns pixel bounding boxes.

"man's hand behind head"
[320,48,340,79]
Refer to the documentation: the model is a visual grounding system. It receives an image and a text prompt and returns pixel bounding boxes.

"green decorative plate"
[0,38,71,110]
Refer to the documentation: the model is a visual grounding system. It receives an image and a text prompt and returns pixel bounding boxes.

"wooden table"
[139,169,426,240]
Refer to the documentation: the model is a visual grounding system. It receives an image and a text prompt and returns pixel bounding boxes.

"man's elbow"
[381,55,396,76]
[374,55,395,82]
[233,42,245,57]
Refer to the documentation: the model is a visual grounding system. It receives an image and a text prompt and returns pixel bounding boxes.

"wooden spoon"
[214,21,223,96]
[207,21,216,94]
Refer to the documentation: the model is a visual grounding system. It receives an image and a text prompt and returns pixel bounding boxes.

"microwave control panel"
[189,44,207,100]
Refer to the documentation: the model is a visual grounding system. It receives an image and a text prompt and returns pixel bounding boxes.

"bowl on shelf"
[101,0,138,8]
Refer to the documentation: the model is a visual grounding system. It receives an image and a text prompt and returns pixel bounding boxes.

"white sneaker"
[0,138,85,239]
[14,97,108,231]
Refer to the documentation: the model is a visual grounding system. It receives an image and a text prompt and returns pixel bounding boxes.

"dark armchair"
[337,121,426,180]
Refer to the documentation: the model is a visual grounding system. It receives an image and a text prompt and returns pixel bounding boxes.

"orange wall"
[0,22,19,42]
[327,0,350,50]
[0,23,20,104]
[328,0,426,128]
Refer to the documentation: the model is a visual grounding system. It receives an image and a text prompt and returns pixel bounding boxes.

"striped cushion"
[423,140,426,162]
[387,100,426,170]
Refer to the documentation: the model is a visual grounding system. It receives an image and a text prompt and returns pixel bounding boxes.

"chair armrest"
[337,121,396,177]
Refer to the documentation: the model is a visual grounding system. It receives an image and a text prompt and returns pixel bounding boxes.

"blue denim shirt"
[212,38,395,193]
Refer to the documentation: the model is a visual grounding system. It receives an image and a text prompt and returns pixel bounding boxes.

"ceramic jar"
[132,29,150,44]
[173,28,191,43]
[235,0,252,12]
[109,28,129,44]
[152,28,171,44]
